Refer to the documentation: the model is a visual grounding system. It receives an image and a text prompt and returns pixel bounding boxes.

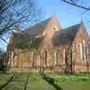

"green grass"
[1,73,27,90]
[0,72,55,90]
[61,80,90,90]
[48,74,90,90]
[0,73,13,87]
[26,73,55,90]
[0,72,90,90]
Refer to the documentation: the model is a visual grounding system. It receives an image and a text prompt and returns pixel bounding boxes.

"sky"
[0,0,90,51]
[36,0,90,32]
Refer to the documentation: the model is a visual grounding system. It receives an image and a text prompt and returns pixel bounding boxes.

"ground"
[0,72,90,90]
[48,73,90,90]
[0,72,55,90]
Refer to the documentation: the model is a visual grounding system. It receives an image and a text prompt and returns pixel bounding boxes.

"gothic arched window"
[79,40,87,61]
[45,50,49,66]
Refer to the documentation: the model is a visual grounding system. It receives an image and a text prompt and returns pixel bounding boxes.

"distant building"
[5,17,90,73]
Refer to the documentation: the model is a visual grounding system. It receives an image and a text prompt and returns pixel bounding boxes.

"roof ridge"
[25,17,52,31]
[24,17,55,36]
[63,23,80,30]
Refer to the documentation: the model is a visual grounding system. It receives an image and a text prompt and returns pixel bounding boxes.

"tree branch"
[0,36,8,44]
[61,0,90,10]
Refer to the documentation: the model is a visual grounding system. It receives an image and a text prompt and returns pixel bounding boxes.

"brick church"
[4,17,90,73]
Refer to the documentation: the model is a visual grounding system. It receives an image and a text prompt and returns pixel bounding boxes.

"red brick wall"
[71,23,90,72]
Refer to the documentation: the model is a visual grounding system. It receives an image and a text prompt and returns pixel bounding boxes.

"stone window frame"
[54,51,57,65]
[83,40,86,61]
[32,50,40,67]
[63,49,66,64]
[53,25,58,31]
[9,51,14,67]
[83,40,88,61]
[80,42,83,61]
[54,50,58,65]
[79,40,87,61]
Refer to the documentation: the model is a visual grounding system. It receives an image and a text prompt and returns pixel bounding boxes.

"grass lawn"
[0,72,90,90]
[0,73,13,87]
[26,73,55,90]
[49,74,90,90]
[0,72,55,90]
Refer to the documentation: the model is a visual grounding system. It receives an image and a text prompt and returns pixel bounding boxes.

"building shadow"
[24,73,29,90]
[41,74,63,90]
[0,73,15,90]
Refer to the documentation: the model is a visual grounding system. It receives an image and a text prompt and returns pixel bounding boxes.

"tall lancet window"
[10,51,14,67]
[54,51,57,65]
[80,42,83,61]
[63,49,66,64]
[45,50,49,66]
[11,51,14,60]
[80,40,86,61]
[83,40,86,61]
[54,51,58,65]
[53,25,58,31]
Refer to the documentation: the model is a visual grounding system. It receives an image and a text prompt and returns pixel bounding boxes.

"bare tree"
[0,0,41,44]
[60,0,90,10]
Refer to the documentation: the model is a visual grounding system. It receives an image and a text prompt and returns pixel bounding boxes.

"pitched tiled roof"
[53,24,80,46]
[13,17,81,48]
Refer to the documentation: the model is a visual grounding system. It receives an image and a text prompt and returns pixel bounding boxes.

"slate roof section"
[53,24,80,46]
[13,17,81,48]
[13,17,52,37]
